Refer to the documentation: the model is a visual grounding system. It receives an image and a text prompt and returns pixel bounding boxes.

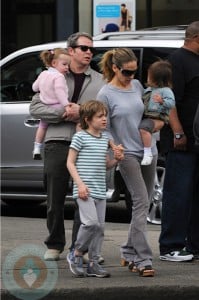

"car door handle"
[24,118,40,127]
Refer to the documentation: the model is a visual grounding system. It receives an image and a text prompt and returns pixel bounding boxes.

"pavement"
[1,216,199,300]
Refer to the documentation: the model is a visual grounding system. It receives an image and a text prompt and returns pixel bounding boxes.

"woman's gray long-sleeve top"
[96,79,158,158]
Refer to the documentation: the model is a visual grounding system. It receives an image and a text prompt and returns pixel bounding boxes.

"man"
[30,32,104,261]
[159,21,199,262]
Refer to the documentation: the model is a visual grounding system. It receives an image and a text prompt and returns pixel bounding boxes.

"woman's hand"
[113,144,124,161]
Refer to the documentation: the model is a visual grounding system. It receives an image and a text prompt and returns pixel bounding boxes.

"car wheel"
[147,166,165,225]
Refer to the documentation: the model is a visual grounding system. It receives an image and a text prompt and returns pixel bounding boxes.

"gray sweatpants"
[119,154,157,268]
[75,197,106,262]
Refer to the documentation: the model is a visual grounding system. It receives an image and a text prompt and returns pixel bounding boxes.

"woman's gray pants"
[119,154,157,268]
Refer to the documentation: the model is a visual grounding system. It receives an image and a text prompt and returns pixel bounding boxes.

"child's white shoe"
[33,148,42,160]
[141,155,153,166]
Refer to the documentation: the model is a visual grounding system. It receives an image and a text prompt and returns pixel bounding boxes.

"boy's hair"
[148,60,172,88]
[40,48,69,67]
[79,100,108,129]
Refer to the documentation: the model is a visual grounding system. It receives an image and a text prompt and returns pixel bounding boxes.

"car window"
[1,46,177,103]
[1,52,45,103]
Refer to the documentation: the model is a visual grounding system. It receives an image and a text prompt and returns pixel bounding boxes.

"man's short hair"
[67,32,93,48]
[185,21,199,39]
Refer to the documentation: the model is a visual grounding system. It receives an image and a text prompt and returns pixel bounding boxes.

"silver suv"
[0,30,185,224]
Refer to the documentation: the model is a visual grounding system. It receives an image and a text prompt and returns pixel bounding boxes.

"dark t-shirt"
[70,71,86,103]
[160,47,199,153]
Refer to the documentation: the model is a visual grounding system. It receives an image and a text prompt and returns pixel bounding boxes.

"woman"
[97,48,157,277]
[120,3,130,31]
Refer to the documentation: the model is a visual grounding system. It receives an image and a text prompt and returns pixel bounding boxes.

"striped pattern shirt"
[70,130,109,200]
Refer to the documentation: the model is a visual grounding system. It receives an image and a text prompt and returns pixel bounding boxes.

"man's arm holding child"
[30,94,80,123]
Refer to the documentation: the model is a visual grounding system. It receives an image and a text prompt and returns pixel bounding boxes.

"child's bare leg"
[35,127,47,143]
[140,119,164,165]
[140,129,152,148]
[140,128,153,165]
[33,121,47,160]
[152,119,164,132]
[139,119,154,165]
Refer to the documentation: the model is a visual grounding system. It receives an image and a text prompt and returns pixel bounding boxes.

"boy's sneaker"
[67,253,84,277]
[160,249,193,262]
[66,249,74,264]
[141,155,153,166]
[86,262,110,278]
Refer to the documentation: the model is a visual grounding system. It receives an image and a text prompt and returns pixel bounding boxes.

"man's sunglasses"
[73,45,95,54]
[117,66,137,77]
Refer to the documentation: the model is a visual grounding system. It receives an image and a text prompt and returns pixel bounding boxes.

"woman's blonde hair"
[80,100,108,129]
[40,48,70,67]
[99,48,137,82]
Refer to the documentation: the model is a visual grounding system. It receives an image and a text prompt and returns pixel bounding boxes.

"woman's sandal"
[128,261,138,273]
[138,265,155,277]
[120,258,129,267]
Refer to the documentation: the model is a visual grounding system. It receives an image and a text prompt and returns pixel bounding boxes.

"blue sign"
[96,5,120,18]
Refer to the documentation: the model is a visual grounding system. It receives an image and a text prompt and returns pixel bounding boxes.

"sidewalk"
[1,217,199,300]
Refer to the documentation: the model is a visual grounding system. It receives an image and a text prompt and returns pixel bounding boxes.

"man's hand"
[62,103,80,122]
[173,134,187,151]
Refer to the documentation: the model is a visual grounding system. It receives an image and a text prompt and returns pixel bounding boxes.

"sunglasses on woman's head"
[73,45,95,54]
[117,66,137,77]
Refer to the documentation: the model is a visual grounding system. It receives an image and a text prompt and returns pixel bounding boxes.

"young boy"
[67,100,123,277]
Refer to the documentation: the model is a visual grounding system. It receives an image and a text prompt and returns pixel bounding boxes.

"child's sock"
[141,147,153,165]
[33,142,42,151]
[33,142,42,160]
[143,147,152,156]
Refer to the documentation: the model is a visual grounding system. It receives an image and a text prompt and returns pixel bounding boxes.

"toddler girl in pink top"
[32,48,70,159]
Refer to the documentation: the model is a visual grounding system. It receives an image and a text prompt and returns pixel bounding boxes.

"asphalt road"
[1,215,199,300]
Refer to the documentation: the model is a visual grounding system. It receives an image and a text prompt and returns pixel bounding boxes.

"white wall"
[79,0,93,34]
